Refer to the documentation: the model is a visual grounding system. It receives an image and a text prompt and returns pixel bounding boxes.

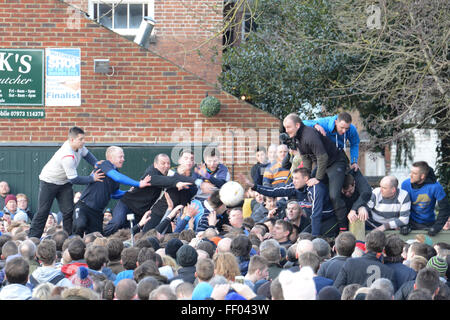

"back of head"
[341,283,361,300]
[410,255,429,273]
[296,239,314,257]
[85,245,109,271]
[334,232,356,257]
[385,234,404,258]
[312,238,331,261]
[426,255,448,278]
[5,256,29,285]
[121,247,140,270]
[248,255,269,275]
[365,288,392,300]
[213,252,241,282]
[195,258,215,282]
[278,267,316,300]
[415,267,440,296]
[37,239,57,265]
[208,190,223,209]
[298,252,320,274]
[410,241,429,259]
[52,230,69,251]
[370,278,394,297]
[107,238,124,261]
[2,240,18,259]
[176,282,195,300]
[365,230,386,253]
[137,276,159,300]
[68,238,86,261]
[62,287,99,300]
[407,288,433,300]
[318,286,341,300]
[260,239,281,264]
[115,279,137,300]
[230,235,252,259]
[18,239,37,261]
[270,277,284,300]
[149,284,177,300]
[196,239,216,259]
[137,247,157,265]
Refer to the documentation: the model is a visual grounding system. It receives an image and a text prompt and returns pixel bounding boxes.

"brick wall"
[0,0,280,177]
[62,0,223,84]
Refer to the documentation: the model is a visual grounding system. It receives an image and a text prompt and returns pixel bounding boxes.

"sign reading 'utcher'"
[0,49,44,106]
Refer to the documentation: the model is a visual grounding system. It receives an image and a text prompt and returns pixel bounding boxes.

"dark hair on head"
[68,126,85,138]
[412,161,430,177]
[255,146,266,153]
[343,174,355,190]
[415,268,440,295]
[208,190,223,208]
[68,238,86,260]
[365,230,386,253]
[337,112,352,123]
[154,153,169,164]
[293,167,311,178]
[106,238,124,261]
[334,231,356,257]
[5,256,29,285]
[205,148,219,158]
[254,222,269,234]
[230,235,252,259]
[385,234,405,258]
[179,149,194,157]
[52,230,69,251]
[275,219,293,237]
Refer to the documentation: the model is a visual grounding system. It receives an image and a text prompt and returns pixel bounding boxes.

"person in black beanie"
[165,238,183,261]
[171,244,198,284]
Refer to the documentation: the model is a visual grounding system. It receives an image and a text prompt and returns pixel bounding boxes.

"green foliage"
[200,95,221,117]
[219,0,358,119]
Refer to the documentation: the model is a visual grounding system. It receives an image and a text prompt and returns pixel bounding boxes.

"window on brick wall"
[89,0,155,36]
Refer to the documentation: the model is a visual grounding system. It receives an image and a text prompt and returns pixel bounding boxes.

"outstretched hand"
[139,175,151,188]
[238,173,254,189]
[138,210,152,229]
[92,169,105,182]
[176,181,192,190]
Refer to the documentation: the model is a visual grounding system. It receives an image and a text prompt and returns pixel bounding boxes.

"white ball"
[219,181,244,207]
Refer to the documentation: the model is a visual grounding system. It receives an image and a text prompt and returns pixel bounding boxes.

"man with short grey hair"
[366,175,411,232]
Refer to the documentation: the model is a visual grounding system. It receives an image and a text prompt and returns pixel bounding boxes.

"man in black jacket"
[342,170,372,225]
[333,230,395,292]
[103,153,194,236]
[283,113,349,233]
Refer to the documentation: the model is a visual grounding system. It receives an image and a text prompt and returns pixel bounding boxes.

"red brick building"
[0,0,280,179]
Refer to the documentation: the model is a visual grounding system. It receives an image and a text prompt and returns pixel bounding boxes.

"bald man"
[366,176,411,232]
[72,146,151,236]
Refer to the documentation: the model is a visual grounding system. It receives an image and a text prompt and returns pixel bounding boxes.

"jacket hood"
[32,266,63,283]
[0,284,31,300]
[327,115,339,133]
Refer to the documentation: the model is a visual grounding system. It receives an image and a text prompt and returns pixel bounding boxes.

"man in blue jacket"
[72,146,151,237]
[303,112,361,171]
[242,167,338,237]
[401,161,450,236]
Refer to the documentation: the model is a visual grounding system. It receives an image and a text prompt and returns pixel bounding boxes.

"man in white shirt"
[28,127,104,238]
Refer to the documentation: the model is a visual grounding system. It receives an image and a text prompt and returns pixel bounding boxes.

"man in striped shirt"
[262,144,291,187]
[366,176,411,232]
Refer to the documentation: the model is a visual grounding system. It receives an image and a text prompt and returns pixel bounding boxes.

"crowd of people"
[0,112,449,300]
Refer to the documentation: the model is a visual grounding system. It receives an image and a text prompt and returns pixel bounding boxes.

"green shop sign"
[0,49,44,106]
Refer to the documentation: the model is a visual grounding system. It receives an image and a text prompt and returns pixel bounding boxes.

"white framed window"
[89,0,155,36]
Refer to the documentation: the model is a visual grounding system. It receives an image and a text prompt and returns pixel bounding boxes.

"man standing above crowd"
[283,113,349,233]
[401,161,450,236]
[303,111,361,171]
[103,153,194,236]
[29,127,105,239]
[72,146,151,237]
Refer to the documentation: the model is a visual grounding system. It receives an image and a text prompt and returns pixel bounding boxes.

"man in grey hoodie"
[0,256,31,300]
[29,239,73,289]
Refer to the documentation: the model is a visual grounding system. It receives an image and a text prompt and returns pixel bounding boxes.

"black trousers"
[29,180,74,238]
[72,201,104,237]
